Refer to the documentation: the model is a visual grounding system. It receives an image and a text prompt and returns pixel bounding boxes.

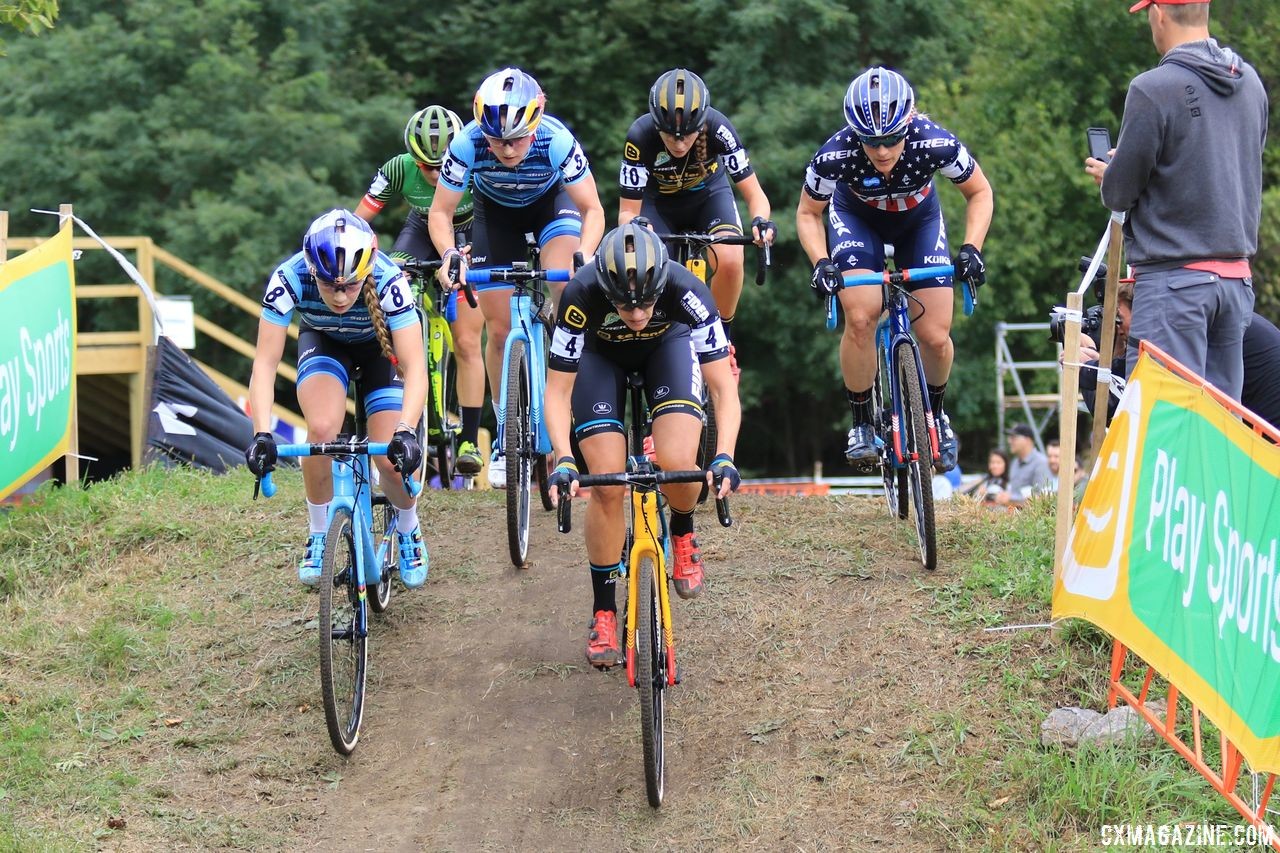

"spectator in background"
[1085,0,1267,400]
[965,447,1009,504]
[1046,439,1061,491]
[994,423,1052,507]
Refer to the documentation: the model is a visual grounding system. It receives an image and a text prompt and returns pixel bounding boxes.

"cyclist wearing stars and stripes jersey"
[428,70,604,489]
[796,66,992,474]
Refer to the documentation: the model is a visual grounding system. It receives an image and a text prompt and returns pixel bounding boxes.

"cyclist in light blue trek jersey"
[245,209,430,590]
[428,67,605,486]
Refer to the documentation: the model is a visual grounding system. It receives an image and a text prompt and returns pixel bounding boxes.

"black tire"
[426,336,456,489]
[368,494,394,613]
[696,396,716,505]
[874,367,909,520]
[318,507,368,755]
[635,555,666,807]
[535,452,553,511]
[895,341,937,570]
[506,340,533,568]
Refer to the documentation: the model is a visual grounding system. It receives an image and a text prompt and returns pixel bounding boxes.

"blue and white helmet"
[843,67,915,139]
[473,68,546,140]
[302,209,378,284]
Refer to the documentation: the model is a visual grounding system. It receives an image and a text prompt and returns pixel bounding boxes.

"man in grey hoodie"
[1085,0,1267,399]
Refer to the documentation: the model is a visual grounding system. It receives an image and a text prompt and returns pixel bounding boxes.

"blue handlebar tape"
[825,295,837,331]
[963,281,976,317]
[261,472,277,498]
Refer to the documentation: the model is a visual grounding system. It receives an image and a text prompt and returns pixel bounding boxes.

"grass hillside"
[0,467,1239,851]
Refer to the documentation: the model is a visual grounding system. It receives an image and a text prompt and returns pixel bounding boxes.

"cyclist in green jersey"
[356,105,487,475]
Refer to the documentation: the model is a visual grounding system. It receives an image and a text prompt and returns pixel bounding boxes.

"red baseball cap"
[1129,0,1209,12]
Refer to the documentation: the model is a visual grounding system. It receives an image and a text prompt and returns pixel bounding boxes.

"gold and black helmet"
[594,224,670,308]
[648,68,710,137]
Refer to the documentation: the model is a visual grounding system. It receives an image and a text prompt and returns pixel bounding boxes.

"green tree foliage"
[1,0,1276,472]
[0,0,57,55]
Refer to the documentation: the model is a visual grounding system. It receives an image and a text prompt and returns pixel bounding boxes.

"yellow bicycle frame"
[624,486,677,688]
[685,257,707,284]
[420,294,455,439]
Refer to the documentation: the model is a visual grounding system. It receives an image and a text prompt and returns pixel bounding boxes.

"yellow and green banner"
[0,223,77,501]
[1055,351,1280,772]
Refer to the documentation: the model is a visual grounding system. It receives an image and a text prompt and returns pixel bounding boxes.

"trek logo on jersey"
[624,142,641,161]
[564,305,587,330]
[592,402,612,415]
[680,292,711,323]
[816,149,860,163]
[910,138,952,150]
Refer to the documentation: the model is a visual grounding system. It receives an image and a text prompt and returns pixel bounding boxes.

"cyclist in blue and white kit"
[428,67,605,485]
[245,210,430,589]
[796,67,992,473]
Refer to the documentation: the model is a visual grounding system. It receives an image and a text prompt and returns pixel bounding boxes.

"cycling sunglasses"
[858,131,907,149]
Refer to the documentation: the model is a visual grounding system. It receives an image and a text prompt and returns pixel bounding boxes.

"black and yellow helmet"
[404,105,463,166]
[595,224,670,308]
[648,68,710,137]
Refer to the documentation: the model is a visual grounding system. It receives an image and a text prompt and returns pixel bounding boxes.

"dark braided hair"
[692,124,709,183]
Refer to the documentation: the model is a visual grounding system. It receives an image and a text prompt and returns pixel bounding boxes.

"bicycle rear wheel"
[368,494,394,613]
[319,507,368,754]
[695,397,717,505]
[895,341,937,570]
[635,555,666,807]
[874,366,909,520]
[505,340,533,567]
[432,339,457,488]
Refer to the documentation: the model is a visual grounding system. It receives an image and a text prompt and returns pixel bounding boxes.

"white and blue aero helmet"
[843,66,915,138]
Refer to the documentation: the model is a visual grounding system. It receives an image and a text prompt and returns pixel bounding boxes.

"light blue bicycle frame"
[263,440,394,590]
[495,274,553,459]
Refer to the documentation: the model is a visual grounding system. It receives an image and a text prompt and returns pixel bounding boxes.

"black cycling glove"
[548,456,580,496]
[954,243,986,288]
[751,216,777,244]
[387,429,423,475]
[707,453,741,493]
[245,431,277,477]
[811,258,843,297]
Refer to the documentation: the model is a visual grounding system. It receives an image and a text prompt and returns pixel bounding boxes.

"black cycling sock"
[670,508,695,537]
[460,406,482,445]
[721,315,734,342]
[928,383,947,419]
[847,387,873,426]
[590,561,621,614]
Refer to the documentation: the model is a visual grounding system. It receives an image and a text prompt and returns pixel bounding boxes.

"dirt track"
[286,493,981,851]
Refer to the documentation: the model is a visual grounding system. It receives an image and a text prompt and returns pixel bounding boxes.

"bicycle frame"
[500,274,552,457]
[624,464,676,687]
[263,438,394,591]
[825,264,955,467]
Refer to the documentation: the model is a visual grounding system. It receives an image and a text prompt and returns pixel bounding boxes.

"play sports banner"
[0,223,77,501]
[1055,348,1280,773]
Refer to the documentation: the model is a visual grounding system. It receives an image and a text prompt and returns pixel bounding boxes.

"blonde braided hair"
[362,276,404,378]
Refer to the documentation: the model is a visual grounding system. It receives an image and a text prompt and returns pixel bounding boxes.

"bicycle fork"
[625,488,677,689]
[881,318,941,466]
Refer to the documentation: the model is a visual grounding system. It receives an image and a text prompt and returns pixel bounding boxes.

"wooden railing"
[2,227,307,471]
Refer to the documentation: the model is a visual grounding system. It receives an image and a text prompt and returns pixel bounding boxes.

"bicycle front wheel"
[874,366,908,520]
[319,507,369,754]
[895,341,937,570]
[505,339,533,568]
[696,397,717,505]
[433,337,457,488]
[368,494,394,613]
[635,555,666,807]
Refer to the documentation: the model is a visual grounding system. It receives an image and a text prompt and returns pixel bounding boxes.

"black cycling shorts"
[469,185,582,285]
[295,328,405,417]
[571,329,704,441]
[641,175,743,245]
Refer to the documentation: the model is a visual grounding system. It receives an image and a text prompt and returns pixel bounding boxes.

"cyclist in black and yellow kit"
[355,105,487,475]
[619,68,775,377]
[543,224,741,668]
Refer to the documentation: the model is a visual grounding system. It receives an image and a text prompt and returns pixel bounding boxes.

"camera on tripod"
[1048,256,1120,344]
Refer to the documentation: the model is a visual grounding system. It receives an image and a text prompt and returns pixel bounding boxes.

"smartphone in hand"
[1087,127,1112,163]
